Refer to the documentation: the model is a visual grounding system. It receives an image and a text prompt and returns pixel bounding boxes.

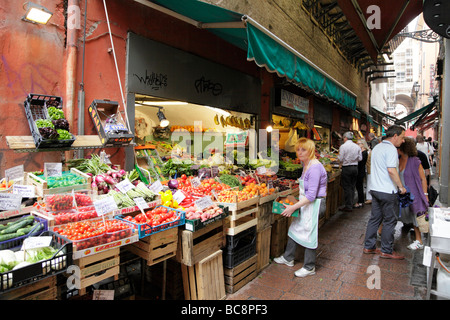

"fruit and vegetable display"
[98,182,157,209]
[32,106,74,141]
[0,215,44,247]
[121,206,182,227]
[184,203,225,222]
[52,218,134,250]
[0,179,15,191]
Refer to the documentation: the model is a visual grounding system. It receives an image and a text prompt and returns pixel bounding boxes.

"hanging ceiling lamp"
[157,108,169,128]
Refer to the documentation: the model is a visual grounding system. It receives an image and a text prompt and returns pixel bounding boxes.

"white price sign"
[13,185,35,198]
[94,197,118,216]
[44,163,62,178]
[116,179,134,194]
[134,197,149,211]
[149,180,163,193]
[194,196,214,211]
[0,193,22,211]
[22,236,52,250]
[172,190,186,204]
[5,165,24,181]
[256,166,267,174]
[191,177,201,188]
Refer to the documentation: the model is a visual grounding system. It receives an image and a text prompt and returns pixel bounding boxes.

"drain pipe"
[65,0,79,160]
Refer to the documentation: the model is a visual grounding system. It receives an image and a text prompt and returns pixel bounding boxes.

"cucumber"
[0,232,20,242]
[0,216,35,235]
[16,222,43,236]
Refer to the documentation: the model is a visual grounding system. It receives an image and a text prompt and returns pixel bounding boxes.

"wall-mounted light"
[266,124,273,133]
[157,108,170,127]
[22,2,53,25]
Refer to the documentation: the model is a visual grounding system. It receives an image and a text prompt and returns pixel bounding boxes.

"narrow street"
[225,177,440,300]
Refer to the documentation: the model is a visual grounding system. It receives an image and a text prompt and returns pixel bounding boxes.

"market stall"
[1,89,343,300]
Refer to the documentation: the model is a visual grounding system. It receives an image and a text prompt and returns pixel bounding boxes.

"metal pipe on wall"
[65,0,80,160]
[439,38,450,206]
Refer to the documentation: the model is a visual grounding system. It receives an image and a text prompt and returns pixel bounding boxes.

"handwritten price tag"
[5,165,24,181]
[256,166,267,175]
[191,177,201,188]
[116,179,134,194]
[195,196,214,210]
[44,163,62,178]
[0,194,22,211]
[134,197,149,211]
[149,180,163,193]
[22,236,52,250]
[173,190,186,204]
[13,185,35,198]
[94,197,118,216]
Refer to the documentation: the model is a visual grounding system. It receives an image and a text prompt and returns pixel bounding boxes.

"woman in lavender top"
[398,137,429,250]
[274,138,327,278]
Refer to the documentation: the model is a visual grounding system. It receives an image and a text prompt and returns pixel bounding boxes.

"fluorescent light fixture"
[22,2,53,24]
[139,101,188,106]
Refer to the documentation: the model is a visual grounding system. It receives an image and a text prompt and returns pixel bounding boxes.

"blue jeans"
[363,190,399,254]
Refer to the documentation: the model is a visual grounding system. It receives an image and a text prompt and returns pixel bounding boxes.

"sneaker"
[407,240,424,250]
[294,267,315,278]
[273,256,294,267]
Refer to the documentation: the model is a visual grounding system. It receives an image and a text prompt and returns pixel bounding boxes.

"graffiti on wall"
[1,55,61,100]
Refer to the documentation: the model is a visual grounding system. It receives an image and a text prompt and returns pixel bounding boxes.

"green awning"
[139,0,357,110]
[395,98,437,125]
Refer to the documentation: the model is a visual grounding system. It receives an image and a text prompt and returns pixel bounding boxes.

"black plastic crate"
[225,226,256,251]
[88,99,134,147]
[0,231,73,293]
[24,93,75,149]
[97,276,134,300]
[223,226,256,268]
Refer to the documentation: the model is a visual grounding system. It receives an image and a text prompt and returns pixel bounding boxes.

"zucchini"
[0,216,35,235]
[0,232,20,242]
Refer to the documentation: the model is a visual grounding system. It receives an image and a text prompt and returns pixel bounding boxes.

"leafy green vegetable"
[47,106,65,120]
[35,119,54,129]
[56,129,72,140]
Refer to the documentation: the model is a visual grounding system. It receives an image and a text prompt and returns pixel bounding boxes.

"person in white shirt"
[338,132,362,212]
[363,125,407,260]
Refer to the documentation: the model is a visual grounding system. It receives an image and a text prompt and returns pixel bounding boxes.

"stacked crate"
[221,195,260,294]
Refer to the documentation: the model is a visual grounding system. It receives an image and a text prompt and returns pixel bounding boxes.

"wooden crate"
[0,275,57,300]
[146,257,184,300]
[74,248,120,296]
[256,226,272,272]
[224,254,257,294]
[216,194,259,211]
[177,219,225,267]
[270,216,289,258]
[257,201,274,232]
[181,250,226,300]
[225,205,258,236]
[126,227,178,266]
[26,168,91,198]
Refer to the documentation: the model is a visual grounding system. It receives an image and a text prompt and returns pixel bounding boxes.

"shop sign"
[127,33,261,114]
[280,90,309,114]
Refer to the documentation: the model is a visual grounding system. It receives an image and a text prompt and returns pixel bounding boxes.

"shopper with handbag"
[397,137,429,250]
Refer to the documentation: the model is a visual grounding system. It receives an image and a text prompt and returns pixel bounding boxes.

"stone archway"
[393,94,415,114]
